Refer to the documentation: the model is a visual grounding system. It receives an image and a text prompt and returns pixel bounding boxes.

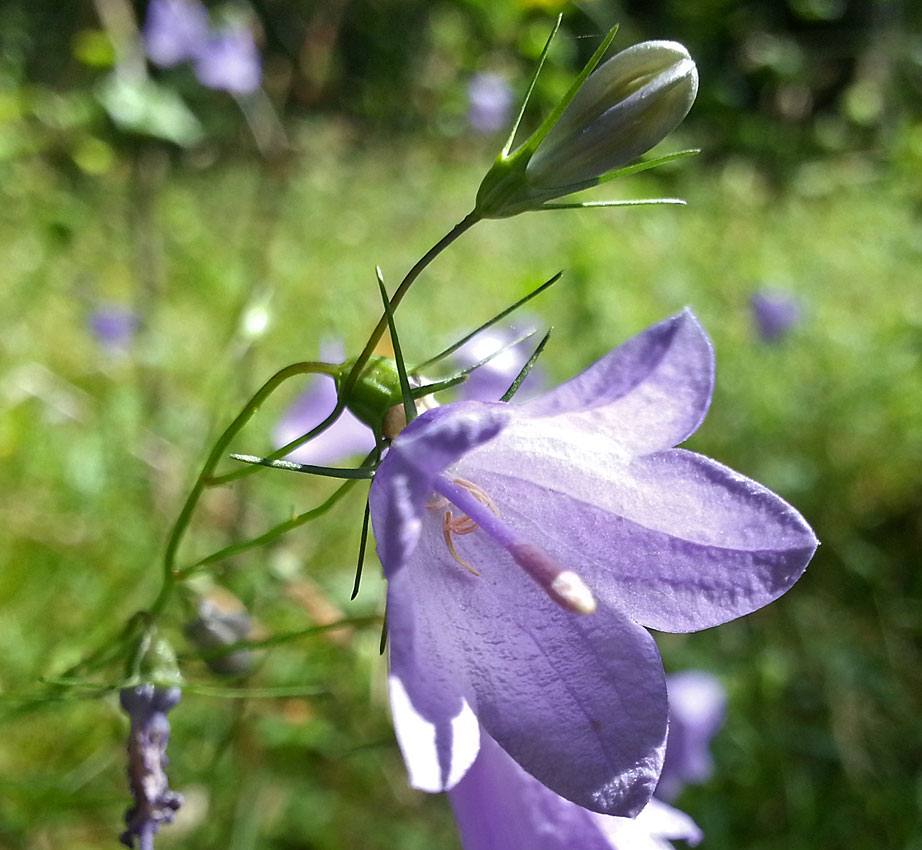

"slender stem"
[178,478,358,577]
[153,211,480,615]
[151,360,336,616]
[341,211,480,403]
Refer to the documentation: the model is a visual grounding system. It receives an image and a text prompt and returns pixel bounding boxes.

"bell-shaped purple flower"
[657,671,726,801]
[449,729,702,850]
[370,309,817,815]
[143,0,209,68]
[749,289,803,343]
[119,685,183,850]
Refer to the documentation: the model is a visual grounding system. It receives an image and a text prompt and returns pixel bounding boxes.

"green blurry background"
[1,1,921,848]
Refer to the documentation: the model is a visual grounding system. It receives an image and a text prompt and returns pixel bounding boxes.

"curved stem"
[199,210,481,489]
[150,360,336,616]
[153,210,480,616]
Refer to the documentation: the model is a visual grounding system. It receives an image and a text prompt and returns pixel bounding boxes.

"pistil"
[432,475,596,615]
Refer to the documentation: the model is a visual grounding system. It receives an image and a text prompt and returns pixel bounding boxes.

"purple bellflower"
[89,304,140,353]
[468,73,514,135]
[370,309,817,815]
[274,341,377,466]
[449,729,702,850]
[143,0,209,68]
[194,27,262,95]
[119,685,183,850]
[749,289,803,343]
[657,671,726,801]
[450,323,545,402]
[143,0,262,94]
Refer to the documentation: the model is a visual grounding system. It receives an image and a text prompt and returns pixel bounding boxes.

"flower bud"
[474,38,698,218]
[527,41,698,188]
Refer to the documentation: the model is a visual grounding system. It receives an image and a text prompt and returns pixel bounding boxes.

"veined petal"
[370,403,512,576]
[385,510,667,815]
[523,310,713,455]
[460,447,817,632]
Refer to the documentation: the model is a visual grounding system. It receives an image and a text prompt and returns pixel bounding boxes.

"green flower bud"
[474,39,698,218]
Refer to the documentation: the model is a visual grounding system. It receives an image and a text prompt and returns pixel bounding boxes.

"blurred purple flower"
[468,72,514,134]
[657,671,726,801]
[194,27,262,94]
[451,323,545,402]
[372,309,817,815]
[89,305,140,352]
[449,729,702,850]
[274,341,376,466]
[749,289,803,343]
[119,685,183,850]
[143,0,209,68]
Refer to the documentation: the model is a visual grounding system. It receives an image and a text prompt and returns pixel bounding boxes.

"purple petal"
[449,731,617,850]
[384,514,667,814]
[452,324,546,402]
[468,73,514,135]
[449,731,702,850]
[595,798,703,848]
[459,445,816,632]
[749,289,803,343]
[523,310,714,455]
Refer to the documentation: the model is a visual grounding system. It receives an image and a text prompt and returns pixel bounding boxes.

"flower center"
[429,475,597,615]
[426,479,500,575]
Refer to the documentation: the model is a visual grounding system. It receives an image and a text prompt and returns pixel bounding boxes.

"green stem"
[197,210,481,489]
[151,360,337,616]
[178,478,358,577]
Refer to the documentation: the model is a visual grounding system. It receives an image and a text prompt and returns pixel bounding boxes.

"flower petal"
[523,310,713,455]
[384,509,667,815]
[369,402,512,576]
[462,443,817,632]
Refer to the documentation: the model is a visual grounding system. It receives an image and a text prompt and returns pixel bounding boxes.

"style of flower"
[370,309,817,816]
[119,685,183,850]
[749,289,803,343]
[449,728,703,850]
[657,671,726,801]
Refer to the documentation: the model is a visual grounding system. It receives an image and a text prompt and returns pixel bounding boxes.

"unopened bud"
[474,39,697,218]
[527,41,698,188]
